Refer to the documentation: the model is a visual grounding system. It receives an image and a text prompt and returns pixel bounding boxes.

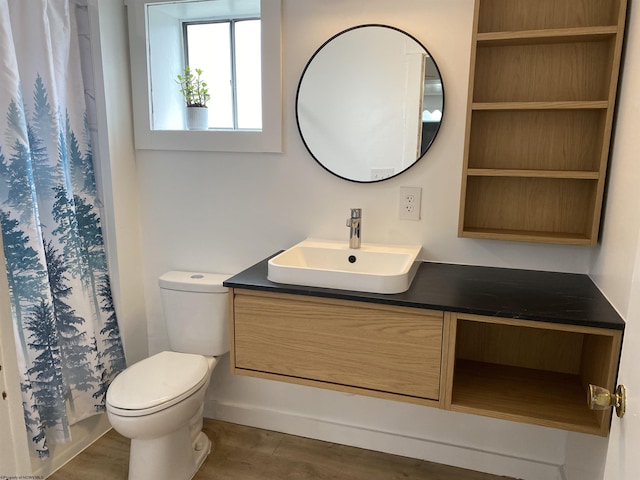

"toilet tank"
[158,271,232,356]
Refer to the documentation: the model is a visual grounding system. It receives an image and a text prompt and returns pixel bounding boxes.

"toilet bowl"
[106,351,218,480]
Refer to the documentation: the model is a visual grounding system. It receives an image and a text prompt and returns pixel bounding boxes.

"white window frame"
[125,0,282,152]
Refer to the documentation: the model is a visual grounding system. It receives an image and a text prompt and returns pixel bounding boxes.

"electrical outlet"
[399,186,421,220]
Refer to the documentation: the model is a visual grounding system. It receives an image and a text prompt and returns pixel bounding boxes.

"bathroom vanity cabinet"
[225,259,624,436]
[458,0,627,245]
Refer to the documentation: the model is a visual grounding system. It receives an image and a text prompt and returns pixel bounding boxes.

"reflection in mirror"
[296,25,444,183]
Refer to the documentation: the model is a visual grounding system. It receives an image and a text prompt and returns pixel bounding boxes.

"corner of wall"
[87,0,148,364]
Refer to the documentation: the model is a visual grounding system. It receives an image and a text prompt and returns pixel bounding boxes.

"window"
[185,18,262,130]
[125,0,282,152]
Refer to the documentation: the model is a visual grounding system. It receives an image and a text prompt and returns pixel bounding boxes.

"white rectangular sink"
[267,238,422,294]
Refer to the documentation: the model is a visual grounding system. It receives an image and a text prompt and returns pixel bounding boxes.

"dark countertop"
[224,256,625,331]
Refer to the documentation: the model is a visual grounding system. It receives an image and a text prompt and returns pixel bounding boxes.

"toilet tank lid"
[159,271,232,293]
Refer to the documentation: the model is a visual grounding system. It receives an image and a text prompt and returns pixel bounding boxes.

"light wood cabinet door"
[231,291,444,401]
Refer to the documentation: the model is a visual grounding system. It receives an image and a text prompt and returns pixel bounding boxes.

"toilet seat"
[106,351,210,417]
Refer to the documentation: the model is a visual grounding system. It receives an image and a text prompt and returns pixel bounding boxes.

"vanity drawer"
[231,291,444,401]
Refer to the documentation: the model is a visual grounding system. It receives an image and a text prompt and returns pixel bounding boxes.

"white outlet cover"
[399,186,421,220]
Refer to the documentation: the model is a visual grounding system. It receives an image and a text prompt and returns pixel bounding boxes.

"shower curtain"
[0,0,126,457]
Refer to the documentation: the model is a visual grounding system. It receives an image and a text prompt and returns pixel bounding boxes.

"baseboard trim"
[208,400,564,480]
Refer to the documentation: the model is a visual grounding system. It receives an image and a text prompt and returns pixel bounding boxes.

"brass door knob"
[588,384,626,418]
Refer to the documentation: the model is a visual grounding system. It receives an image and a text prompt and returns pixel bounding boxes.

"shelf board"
[466,169,600,179]
[476,26,618,46]
[460,227,593,246]
[472,101,609,111]
[450,360,603,435]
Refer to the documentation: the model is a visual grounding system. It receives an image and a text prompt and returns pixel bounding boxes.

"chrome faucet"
[346,208,362,249]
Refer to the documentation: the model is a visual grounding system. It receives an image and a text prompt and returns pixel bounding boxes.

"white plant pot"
[186,107,209,130]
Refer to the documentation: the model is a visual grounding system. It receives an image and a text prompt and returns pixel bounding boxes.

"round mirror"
[296,25,444,183]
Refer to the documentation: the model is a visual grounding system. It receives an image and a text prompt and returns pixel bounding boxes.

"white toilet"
[106,271,231,480]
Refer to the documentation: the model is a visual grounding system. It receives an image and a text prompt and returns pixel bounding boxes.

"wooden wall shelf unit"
[459,0,628,245]
[226,258,625,437]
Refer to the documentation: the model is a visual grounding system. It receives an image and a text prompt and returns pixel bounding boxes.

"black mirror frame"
[295,24,445,183]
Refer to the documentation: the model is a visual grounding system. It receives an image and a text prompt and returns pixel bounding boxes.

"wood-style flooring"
[47,419,516,480]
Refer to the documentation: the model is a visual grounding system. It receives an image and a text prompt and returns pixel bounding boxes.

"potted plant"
[176,66,211,130]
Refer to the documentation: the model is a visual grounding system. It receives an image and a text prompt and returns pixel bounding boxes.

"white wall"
[601,240,640,479]
[576,1,640,478]
[88,0,148,367]
[589,1,640,324]
[129,1,615,478]
[137,0,593,352]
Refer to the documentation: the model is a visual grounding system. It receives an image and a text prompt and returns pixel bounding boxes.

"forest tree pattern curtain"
[0,0,126,457]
